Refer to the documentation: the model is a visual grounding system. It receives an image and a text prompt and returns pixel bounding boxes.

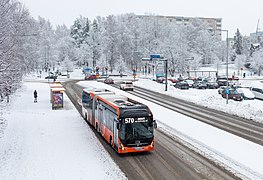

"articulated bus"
[81,88,157,153]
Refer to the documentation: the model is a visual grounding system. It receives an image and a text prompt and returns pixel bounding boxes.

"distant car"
[120,81,134,91]
[221,89,243,101]
[207,81,219,89]
[84,74,97,80]
[188,77,197,81]
[156,77,165,83]
[217,79,228,87]
[216,75,228,87]
[236,88,255,100]
[168,78,179,83]
[185,80,194,88]
[193,81,207,89]
[104,78,114,84]
[45,75,57,79]
[174,81,189,89]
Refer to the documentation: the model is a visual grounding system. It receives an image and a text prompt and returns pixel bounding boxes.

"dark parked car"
[84,74,97,80]
[221,89,243,101]
[216,75,228,87]
[104,78,114,84]
[174,81,189,89]
[207,81,219,89]
[193,81,207,89]
[45,75,57,79]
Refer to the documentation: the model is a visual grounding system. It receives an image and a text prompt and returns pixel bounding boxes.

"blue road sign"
[150,54,162,60]
[226,89,230,95]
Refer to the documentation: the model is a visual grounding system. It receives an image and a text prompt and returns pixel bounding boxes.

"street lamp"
[220,29,229,104]
[185,57,194,77]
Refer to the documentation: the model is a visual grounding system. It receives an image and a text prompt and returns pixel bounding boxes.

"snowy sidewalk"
[0,82,126,180]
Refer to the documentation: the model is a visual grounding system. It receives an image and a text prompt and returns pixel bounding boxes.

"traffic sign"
[150,54,163,60]
[226,89,230,95]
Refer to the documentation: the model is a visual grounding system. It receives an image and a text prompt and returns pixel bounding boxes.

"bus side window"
[82,93,91,107]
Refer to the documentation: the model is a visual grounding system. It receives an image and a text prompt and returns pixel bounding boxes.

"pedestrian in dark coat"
[33,90,38,103]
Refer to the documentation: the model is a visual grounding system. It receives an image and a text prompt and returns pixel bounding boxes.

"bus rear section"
[81,88,113,125]
[94,94,157,153]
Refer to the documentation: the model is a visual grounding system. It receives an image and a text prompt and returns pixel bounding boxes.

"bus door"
[98,106,103,132]
[92,97,97,127]
[113,118,119,149]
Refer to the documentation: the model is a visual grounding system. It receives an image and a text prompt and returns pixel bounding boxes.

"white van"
[120,81,134,91]
[251,87,263,100]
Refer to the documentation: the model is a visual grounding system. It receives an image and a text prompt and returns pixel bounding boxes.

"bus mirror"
[153,120,157,129]
[117,122,120,130]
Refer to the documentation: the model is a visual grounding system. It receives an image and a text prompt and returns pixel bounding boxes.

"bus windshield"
[120,117,154,141]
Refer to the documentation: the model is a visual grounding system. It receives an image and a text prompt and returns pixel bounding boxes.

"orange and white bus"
[81,88,157,153]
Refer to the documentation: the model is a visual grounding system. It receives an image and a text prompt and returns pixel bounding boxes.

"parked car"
[218,86,227,94]
[185,79,194,87]
[84,74,97,80]
[168,78,179,83]
[207,81,219,89]
[193,81,207,89]
[188,76,197,81]
[45,75,57,79]
[217,79,227,87]
[221,89,243,101]
[216,75,228,87]
[250,87,263,100]
[156,77,165,83]
[174,81,189,89]
[104,78,114,84]
[236,88,255,100]
[120,81,134,91]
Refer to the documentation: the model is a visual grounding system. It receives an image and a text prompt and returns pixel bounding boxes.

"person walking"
[33,90,38,103]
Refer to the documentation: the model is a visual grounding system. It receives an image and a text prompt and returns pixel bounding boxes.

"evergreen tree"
[233,28,243,55]
[70,16,90,47]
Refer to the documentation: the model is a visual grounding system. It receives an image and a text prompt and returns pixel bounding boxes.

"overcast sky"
[21,0,263,37]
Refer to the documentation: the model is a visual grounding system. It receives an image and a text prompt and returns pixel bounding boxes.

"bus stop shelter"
[49,83,63,103]
[50,85,65,110]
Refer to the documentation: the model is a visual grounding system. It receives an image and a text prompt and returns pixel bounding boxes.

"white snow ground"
[1,68,263,179]
[0,81,126,180]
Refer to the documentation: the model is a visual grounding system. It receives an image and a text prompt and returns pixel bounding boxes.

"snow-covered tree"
[89,19,102,68]
[251,50,263,76]
[0,0,38,100]
[102,15,119,72]
[70,16,90,47]
[233,28,243,55]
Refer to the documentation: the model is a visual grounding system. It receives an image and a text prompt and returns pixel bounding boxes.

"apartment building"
[137,15,222,36]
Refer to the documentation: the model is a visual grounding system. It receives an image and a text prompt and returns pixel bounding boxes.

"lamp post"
[220,29,229,104]
[185,57,194,77]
